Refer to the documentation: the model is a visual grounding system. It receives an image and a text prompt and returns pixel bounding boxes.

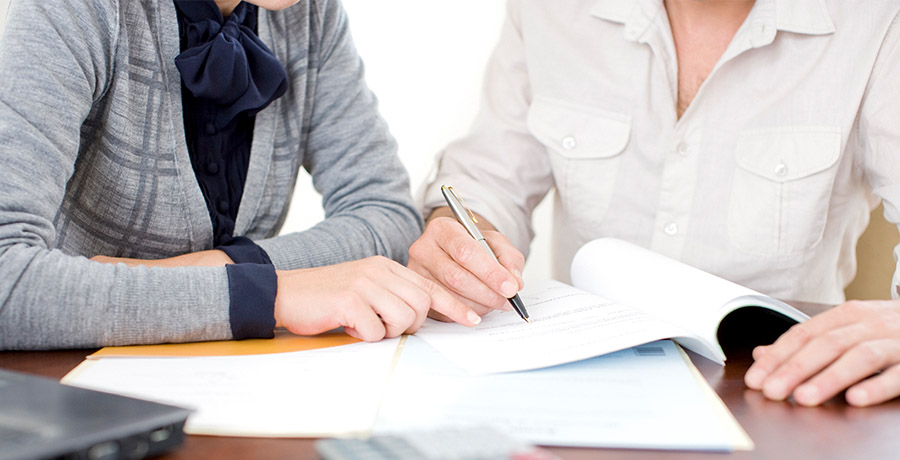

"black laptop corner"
[0,368,190,460]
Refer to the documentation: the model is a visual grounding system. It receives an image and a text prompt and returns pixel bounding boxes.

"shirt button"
[205,122,217,135]
[676,143,690,156]
[664,222,678,236]
[206,162,219,175]
[562,136,577,150]
[217,200,230,213]
[774,163,788,177]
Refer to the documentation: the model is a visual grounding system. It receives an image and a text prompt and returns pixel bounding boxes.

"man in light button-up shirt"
[409,0,900,407]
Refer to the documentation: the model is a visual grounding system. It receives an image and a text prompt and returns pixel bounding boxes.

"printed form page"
[414,280,693,374]
[375,336,752,451]
[63,339,401,437]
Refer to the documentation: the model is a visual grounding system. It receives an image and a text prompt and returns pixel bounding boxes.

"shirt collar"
[773,0,835,35]
[589,0,835,38]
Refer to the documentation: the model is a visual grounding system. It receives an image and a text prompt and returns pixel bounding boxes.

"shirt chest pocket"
[526,96,631,232]
[727,126,842,257]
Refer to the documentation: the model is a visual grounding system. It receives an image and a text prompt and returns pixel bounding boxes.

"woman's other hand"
[274,256,480,341]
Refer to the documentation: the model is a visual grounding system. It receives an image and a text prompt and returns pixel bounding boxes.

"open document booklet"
[61,238,798,451]
[415,238,809,374]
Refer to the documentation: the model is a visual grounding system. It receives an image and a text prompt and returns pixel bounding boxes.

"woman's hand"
[745,299,900,407]
[274,256,481,341]
[407,208,525,321]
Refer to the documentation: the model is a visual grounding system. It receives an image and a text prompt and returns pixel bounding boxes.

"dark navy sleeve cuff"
[225,263,277,340]
[217,236,274,265]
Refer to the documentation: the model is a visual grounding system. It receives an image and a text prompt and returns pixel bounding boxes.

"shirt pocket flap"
[735,126,842,183]
[527,96,631,159]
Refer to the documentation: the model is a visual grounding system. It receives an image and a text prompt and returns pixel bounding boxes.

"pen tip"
[524,317,531,324]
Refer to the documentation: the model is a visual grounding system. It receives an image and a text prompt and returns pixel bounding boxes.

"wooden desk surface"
[3,303,899,460]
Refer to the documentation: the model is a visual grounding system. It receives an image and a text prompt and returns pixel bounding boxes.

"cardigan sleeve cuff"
[225,263,277,340]
[218,236,274,265]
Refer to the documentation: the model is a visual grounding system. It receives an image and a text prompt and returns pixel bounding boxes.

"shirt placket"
[630,0,777,260]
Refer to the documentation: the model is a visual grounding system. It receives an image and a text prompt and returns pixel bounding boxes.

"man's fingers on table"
[846,363,900,407]
[745,304,862,389]
[793,338,900,406]
[756,323,879,400]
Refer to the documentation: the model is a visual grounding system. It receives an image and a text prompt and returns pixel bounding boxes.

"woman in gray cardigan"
[0,0,479,350]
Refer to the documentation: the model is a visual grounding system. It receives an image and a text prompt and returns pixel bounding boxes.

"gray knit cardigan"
[0,0,423,349]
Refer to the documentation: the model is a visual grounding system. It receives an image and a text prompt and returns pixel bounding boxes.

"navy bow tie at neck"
[173,0,288,129]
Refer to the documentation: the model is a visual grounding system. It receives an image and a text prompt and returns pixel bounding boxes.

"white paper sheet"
[570,239,807,348]
[375,336,752,451]
[63,339,401,437]
[414,280,695,374]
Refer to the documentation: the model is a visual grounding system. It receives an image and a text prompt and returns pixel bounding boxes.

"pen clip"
[441,185,486,241]
[446,186,478,224]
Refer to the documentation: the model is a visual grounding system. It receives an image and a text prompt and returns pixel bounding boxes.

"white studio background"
[282,0,554,282]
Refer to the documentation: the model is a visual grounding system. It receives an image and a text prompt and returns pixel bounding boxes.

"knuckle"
[855,341,889,369]
[412,289,433,312]
[443,267,468,291]
[419,276,440,295]
[350,276,371,293]
[453,241,475,265]
[822,329,853,352]
[398,307,417,327]
[427,218,453,240]
[787,323,813,345]
[408,239,427,260]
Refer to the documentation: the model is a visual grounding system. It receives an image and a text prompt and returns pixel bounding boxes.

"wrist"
[427,207,496,232]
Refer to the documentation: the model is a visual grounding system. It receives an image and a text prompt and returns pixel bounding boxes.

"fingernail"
[513,268,522,280]
[745,368,765,388]
[467,310,482,325]
[501,281,517,297]
[794,384,819,406]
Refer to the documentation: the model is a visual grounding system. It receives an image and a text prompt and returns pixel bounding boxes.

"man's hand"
[744,299,900,407]
[407,207,525,320]
[91,250,234,267]
[274,256,480,341]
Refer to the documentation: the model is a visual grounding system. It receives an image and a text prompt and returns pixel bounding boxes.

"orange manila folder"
[87,329,360,359]
[64,331,399,437]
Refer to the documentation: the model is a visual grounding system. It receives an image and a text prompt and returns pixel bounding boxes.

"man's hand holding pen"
[408,186,528,323]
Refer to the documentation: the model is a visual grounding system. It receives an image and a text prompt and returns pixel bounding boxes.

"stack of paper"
[64,331,751,451]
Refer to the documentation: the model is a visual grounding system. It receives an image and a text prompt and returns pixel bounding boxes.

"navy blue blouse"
[173,0,288,339]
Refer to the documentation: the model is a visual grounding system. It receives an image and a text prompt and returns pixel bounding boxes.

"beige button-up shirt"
[422,0,900,304]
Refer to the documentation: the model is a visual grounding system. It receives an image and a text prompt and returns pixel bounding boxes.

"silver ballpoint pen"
[441,185,530,323]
